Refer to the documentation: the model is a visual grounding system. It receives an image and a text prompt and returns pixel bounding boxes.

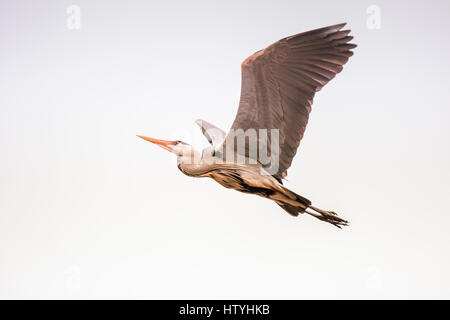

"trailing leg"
[305,205,348,228]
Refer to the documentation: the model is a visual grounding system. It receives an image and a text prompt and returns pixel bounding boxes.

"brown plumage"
[223,23,356,181]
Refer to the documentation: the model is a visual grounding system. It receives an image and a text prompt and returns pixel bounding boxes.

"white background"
[1,0,449,298]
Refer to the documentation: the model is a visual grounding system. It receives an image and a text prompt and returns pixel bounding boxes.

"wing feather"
[221,23,356,180]
[195,119,226,147]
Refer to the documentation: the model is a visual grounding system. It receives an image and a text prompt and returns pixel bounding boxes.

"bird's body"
[176,148,345,227]
[138,23,356,228]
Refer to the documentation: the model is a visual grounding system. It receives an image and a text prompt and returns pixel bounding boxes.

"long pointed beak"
[137,135,176,151]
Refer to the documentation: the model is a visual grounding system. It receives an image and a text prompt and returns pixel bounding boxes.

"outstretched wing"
[221,23,356,181]
[195,119,226,147]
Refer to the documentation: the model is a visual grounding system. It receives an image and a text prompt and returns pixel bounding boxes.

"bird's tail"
[276,187,349,228]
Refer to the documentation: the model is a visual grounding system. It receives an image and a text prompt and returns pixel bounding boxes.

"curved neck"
[176,149,213,177]
[177,158,212,177]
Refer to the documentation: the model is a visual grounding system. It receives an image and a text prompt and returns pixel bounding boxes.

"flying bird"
[138,23,356,228]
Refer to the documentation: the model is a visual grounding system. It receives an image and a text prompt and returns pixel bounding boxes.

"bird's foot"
[306,205,349,228]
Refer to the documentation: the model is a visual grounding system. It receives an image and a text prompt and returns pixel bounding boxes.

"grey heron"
[138,23,356,228]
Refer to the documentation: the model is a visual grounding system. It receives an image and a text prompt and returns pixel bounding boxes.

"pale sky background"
[1,0,450,299]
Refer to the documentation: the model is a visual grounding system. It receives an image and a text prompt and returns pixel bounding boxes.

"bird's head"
[137,135,198,160]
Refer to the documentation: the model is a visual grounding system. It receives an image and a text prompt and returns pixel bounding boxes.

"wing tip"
[332,22,347,30]
[305,22,348,34]
[317,22,348,33]
[285,22,351,43]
